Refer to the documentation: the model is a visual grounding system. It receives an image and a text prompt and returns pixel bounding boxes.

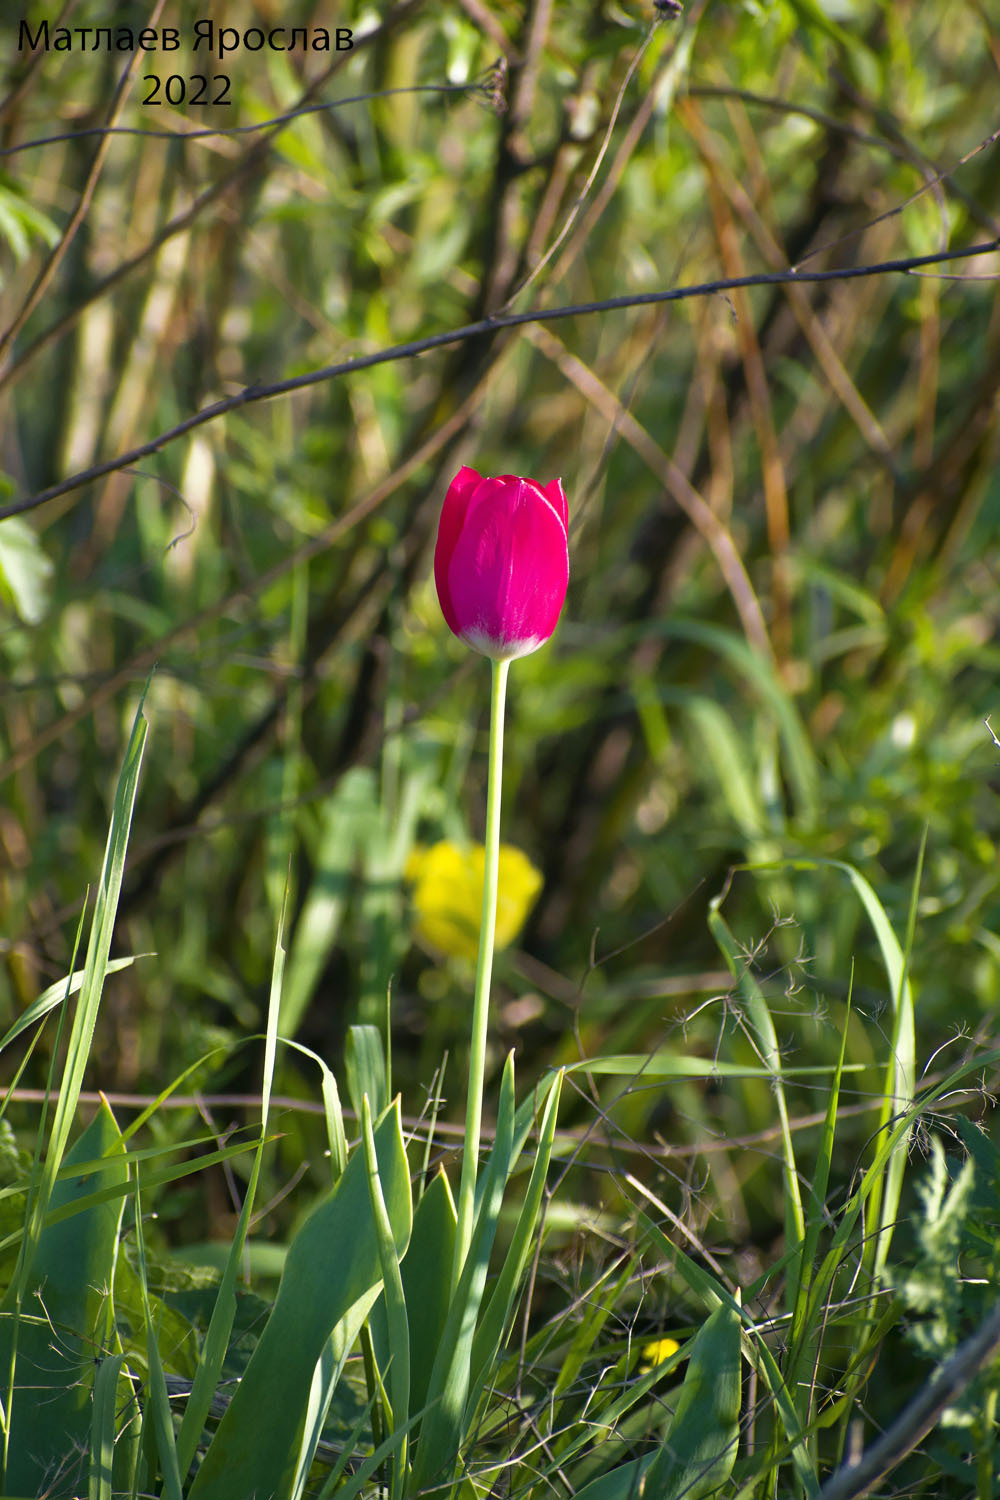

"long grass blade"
[175,884,289,1477]
[132,1168,183,1500]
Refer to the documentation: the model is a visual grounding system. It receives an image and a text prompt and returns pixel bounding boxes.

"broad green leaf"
[643,1302,742,1499]
[362,1096,412,1500]
[188,1101,410,1500]
[0,1101,128,1497]
[469,1069,563,1404]
[402,1168,456,1426]
[410,1054,516,1495]
[571,1454,656,1500]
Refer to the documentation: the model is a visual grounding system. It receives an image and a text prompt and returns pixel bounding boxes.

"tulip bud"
[434,466,569,660]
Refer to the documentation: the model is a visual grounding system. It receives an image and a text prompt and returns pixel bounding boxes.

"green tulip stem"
[454,653,510,1287]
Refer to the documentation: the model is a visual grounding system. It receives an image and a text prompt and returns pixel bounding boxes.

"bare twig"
[0,0,168,362]
[814,1302,1000,1500]
[0,83,476,157]
[4,238,996,523]
[0,0,423,394]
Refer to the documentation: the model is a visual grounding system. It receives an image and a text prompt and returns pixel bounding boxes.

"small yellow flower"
[405,840,543,960]
[640,1337,681,1371]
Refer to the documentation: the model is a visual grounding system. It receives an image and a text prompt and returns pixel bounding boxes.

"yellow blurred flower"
[640,1337,681,1371]
[405,840,543,960]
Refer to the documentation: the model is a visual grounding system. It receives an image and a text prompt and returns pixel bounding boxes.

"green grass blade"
[345,1024,388,1123]
[685,695,767,838]
[284,1038,348,1179]
[325,1406,425,1500]
[10,684,147,1309]
[89,1351,126,1500]
[0,1135,273,1258]
[657,617,819,819]
[868,832,923,1281]
[552,1253,637,1406]
[0,958,138,1058]
[635,1208,819,1497]
[559,1053,863,1080]
[787,979,853,1409]
[571,1455,656,1500]
[280,769,380,1037]
[132,1170,183,1500]
[736,855,918,1278]
[545,1336,687,1482]
[707,892,806,1299]
[175,889,289,1477]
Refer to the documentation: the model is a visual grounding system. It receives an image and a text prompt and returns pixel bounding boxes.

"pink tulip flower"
[434,466,569,660]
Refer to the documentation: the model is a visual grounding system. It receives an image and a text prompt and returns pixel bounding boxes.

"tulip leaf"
[368,1167,459,1482]
[570,1455,657,1500]
[402,1168,456,1426]
[642,1301,742,1499]
[409,1053,516,1494]
[470,1068,563,1401]
[362,1095,411,1500]
[187,1099,411,1500]
[0,1100,128,1498]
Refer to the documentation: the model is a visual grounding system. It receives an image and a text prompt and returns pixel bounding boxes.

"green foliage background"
[1,0,1000,1489]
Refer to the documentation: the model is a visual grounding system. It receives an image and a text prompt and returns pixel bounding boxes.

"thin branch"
[503,21,658,309]
[0,350,501,786]
[0,83,477,157]
[688,88,1000,244]
[524,320,772,657]
[0,0,168,362]
[0,0,423,394]
[814,1301,1000,1500]
[4,238,996,522]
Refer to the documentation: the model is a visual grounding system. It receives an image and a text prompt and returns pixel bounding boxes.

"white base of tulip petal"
[460,628,547,661]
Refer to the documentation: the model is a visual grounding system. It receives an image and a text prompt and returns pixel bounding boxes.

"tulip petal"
[438,474,568,659]
[434,466,484,639]
[542,477,569,532]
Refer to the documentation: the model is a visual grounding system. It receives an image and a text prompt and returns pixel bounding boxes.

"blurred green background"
[1,0,999,1255]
